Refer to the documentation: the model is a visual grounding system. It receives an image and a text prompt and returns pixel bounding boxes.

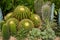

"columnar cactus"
[2,23,10,40]
[41,3,51,21]
[34,0,44,18]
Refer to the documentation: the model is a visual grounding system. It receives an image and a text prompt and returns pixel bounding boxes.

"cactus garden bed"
[0,0,60,40]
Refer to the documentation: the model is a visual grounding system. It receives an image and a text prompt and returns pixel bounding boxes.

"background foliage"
[0,0,34,16]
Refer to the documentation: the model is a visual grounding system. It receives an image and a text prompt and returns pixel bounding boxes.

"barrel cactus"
[30,14,41,27]
[6,18,18,36]
[18,19,34,30]
[13,5,32,21]
[2,23,10,40]
[4,12,13,21]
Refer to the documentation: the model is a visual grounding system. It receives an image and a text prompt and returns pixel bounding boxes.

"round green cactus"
[4,12,13,21]
[13,5,32,21]
[2,23,10,40]
[6,18,19,36]
[18,19,34,30]
[30,14,41,27]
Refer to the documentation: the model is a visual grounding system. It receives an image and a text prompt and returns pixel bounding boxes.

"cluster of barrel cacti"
[0,0,57,40]
[0,5,42,40]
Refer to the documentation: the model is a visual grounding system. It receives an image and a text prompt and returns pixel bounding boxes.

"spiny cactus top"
[18,19,34,30]
[13,5,32,21]
[30,14,41,27]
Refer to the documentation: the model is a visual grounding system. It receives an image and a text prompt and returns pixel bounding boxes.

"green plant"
[28,27,56,40]
[34,0,44,18]
[0,0,34,16]
[2,23,10,40]
[18,19,34,30]
[55,9,60,36]
[13,5,32,20]
[50,3,55,21]
[0,20,5,31]
[41,3,51,21]
[6,18,18,36]
[50,0,60,9]
[4,12,13,21]
[30,14,41,27]
[41,27,56,40]
[15,27,29,40]
[28,28,42,40]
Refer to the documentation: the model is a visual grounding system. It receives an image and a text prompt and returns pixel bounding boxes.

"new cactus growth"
[2,23,10,40]
[18,19,34,30]
[30,14,41,27]
[4,12,13,21]
[6,18,18,36]
[13,5,32,20]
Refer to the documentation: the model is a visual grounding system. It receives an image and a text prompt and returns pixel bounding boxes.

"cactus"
[0,20,5,31]
[18,19,34,30]
[41,3,51,21]
[4,12,13,21]
[13,5,32,21]
[2,23,10,40]
[50,3,55,21]
[6,18,18,36]
[30,14,41,27]
[34,0,44,18]
[58,9,60,26]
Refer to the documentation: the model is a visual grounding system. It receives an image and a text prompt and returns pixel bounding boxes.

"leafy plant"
[0,0,34,16]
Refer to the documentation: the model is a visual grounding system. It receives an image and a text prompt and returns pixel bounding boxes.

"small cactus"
[34,0,44,18]
[50,3,55,21]
[13,5,32,21]
[58,9,60,26]
[0,20,5,31]
[4,12,13,21]
[30,14,41,27]
[6,18,18,36]
[18,19,34,30]
[41,3,51,21]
